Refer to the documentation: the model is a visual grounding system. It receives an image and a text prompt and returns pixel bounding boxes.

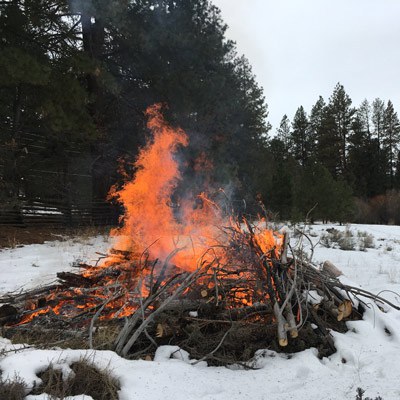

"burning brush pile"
[1,105,397,366]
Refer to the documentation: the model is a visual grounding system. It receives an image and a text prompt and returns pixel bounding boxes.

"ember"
[1,104,397,365]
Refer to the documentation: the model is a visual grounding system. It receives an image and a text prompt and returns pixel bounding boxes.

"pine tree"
[294,163,353,223]
[0,0,96,204]
[372,98,386,145]
[358,99,372,138]
[276,115,291,155]
[383,100,400,189]
[0,0,271,210]
[326,83,356,175]
[309,96,325,155]
[371,98,388,192]
[109,1,270,197]
[267,138,294,219]
[291,106,311,166]
[317,105,341,177]
[395,151,400,189]
[348,113,382,197]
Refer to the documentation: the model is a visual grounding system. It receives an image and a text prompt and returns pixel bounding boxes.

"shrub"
[320,227,356,250]
[0,375,27,400]
[327,228,343,243]
[338,235,355,251]
[354,190,400,225]
[358,231,375,251]
[338,228,355,251]
[320,233,332,248]
[31,358,120,400]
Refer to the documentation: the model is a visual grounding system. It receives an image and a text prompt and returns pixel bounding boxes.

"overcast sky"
[212,0,400,131]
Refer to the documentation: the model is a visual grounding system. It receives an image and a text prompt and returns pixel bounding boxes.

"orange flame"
[108,104,226,270]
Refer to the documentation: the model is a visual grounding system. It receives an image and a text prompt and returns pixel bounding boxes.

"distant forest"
[271,87,400,224]
[1,0,399,225]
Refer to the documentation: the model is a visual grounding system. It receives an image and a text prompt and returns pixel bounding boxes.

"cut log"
[57,272,94,287]
[285,303,298,338]
[0,284,59,305]
[337,300,352,321]
[274,302,288,347]
[322,261,343,278]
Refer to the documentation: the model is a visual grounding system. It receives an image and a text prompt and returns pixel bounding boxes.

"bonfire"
[1,104,397,365]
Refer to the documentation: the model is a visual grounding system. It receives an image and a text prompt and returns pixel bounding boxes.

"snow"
[1,224,400,400]
[0,235,112,294]
[26,396,93,400]
[305,224,400,306]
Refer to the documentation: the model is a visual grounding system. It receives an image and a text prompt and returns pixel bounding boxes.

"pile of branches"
[1,223,398,366]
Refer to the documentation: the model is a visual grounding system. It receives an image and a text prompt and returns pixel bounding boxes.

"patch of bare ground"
[0,225,112,249]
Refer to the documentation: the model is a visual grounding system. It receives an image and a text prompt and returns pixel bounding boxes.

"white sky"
[212,0,400,131]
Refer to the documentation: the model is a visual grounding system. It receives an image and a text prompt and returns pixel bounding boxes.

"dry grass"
[5,327,88,350]
[6,235,21,249]
[72,225,111,239]
[5,323,120,352]
[31,357,120,400]
[0,375,27,400]
[91,324,121,350]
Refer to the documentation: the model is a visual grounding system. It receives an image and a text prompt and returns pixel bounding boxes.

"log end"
[289,329,299,338]
[322,260,343,278]
[279,338,288,347]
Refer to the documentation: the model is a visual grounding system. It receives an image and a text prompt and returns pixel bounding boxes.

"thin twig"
[190,325,234,365]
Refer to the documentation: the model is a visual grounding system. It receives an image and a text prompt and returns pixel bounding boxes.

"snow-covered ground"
[0,234,112,295]
[307,224,400,306]
[1,224,400,400]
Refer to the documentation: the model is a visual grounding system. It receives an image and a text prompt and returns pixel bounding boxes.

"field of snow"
[0,234,112,295]
[1,223,400,400]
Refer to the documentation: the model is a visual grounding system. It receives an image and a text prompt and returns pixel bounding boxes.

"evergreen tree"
[348,114,382,197]
[383,100,400,189]
[372,98,386,145]
[107,1,271,197]
[267,138,294,219]
[370,98,388,192]
[395,151,400,189]
[291,106,311,166]
[325,83,356,175]
[294,163,353,223]
[0,0,271,210]
[309,96,325,157]
[358,99,372,138]
[276,115,291,155]
[0,0,96,205]
[317,106,341,177]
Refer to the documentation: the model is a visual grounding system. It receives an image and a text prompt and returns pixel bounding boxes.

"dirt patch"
[0,226,112,249]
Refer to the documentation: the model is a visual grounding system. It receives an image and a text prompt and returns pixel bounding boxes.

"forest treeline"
[0,0,399,225]
[269,86,400,224]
